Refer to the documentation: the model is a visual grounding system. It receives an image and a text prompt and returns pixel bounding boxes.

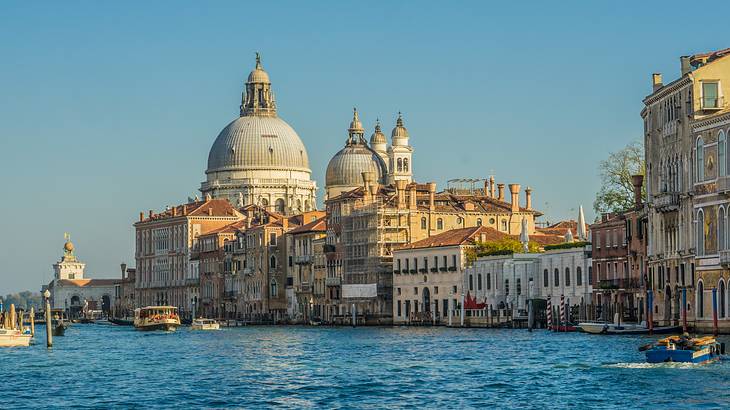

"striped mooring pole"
[713,287,718,336]
[560,294,565,332]
[682,287,687,334]
[546,295,552,331]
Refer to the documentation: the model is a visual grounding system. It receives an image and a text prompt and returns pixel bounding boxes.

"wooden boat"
[134,306,180,331]
[578,321,682,335]
[642,335,724,364]
[0,328,32,347]
[191,318,220,330]
[51,309,69,336]
[109,317,134,326]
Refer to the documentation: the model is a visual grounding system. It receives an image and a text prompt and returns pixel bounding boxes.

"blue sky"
[1,0,728,294]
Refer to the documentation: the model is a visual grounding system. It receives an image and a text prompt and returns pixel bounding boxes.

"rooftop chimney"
[631,174,644,208]
[207,207,213,216]
[148,210,153,219]
[183,204,188,216]
[428,182,437,211]
[497,184,505,201]
[524,187,532,210]
[489,176,496,198]
[652,73,663,92]
[680,56,691,76]
[139,212,144,222]
[508,184,521,213]
[172,206,177,217]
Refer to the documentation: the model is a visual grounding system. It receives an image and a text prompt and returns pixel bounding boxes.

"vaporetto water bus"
[133,306,180,331]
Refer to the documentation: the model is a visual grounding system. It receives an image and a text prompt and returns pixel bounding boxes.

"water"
[2,325,730,409]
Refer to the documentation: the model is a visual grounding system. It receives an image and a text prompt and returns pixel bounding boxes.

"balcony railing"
[702,96,724,110]
[294,255,313,264]
[325,277,341,286]
[654,193,679,212]
[597,278,641,290]
[721,250,730,267]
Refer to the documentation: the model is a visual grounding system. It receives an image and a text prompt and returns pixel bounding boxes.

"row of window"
[395,255,458,273]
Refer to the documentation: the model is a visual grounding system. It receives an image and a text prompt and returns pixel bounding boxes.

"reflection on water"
[2,325,730,408]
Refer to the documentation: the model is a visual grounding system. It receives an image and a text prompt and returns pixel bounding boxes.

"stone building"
[643,48,730,327]
[133,198,244,315]
[284,216,327,322]
[691,108,730,332]
[200,54,317,213]
[113,265,136,318]
[44,237,118,317]
[195,221,244,319]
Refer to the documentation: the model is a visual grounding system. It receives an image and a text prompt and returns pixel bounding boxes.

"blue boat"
[643,335,723,364]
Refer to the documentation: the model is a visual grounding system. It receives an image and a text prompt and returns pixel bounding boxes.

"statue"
[205,193,212,201]
[237,192,245,208]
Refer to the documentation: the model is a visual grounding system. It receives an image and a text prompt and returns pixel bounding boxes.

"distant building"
[44,237,117,317]
[285,216,327,322]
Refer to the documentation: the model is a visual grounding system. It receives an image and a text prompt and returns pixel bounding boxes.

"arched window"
[504,279,509,296]
[397,158,403,172]
[697,280,705,318]
[270,279,278,298]
[576,267,583,286]
[403,158,409,172]
[421,217,427,230]
[270,255,277,269]
[720,207,726,251]
[696,137,704,182]
[543,269,549,287]
[554,268,560,287]
[469,275,474,291]
[697,209,705,256]
[275,198,286,213]
[720,130,727,177]
[477,274,482,290]
[720,279,727,318]
[565,267,571,286]
[476,218,482,226]
[437,218,443,230]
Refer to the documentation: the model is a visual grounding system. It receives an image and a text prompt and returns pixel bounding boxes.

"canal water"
[2,325,730,409]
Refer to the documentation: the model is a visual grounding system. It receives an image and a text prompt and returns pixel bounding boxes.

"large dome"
[206,115,310,173]
[326,141,386,189]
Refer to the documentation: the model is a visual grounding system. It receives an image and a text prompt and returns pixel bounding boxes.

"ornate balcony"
[653,193,679,213]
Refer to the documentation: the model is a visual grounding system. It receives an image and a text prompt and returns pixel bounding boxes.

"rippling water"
[2,325,730,409]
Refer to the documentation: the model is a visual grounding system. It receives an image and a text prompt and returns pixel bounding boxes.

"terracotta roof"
[287,216,327,235]
[397,226,506,250]
[537,220,587,237]
[56,279,118,287]
[138,199,241,223]
[202,220,247,236]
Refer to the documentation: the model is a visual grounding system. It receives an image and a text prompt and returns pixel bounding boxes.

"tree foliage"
[1,291,42,310]
[593,140,646,215]
[466,238,540,265]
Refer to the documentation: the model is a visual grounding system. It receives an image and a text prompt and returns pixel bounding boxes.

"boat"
[0,327,32,347]
[133,306,180,331]
[191,318,220,330]
[51,309,69,336]
[642,335,725,364]
[578,321,682,335]
[109,317,134,326]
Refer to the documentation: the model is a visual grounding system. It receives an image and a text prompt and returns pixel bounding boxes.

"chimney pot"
[139,212,144,222]
[508,184,521,213]
[149,210,153,218]
[497,184,505,201]
[652,73,663,92]
[428,182,437,211]
[680,56,691,76]
[489,176,496,198]
[631,174,644,207]
[524,187,532,210]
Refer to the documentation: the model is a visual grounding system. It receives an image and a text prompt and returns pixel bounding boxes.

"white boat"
[191,318,220,330]
[134,306,180,331]
[578,321,682,335]
[0,328,33,347]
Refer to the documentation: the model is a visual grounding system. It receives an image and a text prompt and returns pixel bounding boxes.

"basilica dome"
[325,109,387,198]
[206,116,310,173]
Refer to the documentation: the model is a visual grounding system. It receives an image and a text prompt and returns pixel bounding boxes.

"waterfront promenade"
[2,326,729,409]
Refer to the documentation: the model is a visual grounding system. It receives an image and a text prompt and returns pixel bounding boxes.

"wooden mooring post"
[44,290,52,348]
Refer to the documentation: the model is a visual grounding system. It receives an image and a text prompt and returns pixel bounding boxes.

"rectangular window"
[434,256,439,270]
[702,81,720,109]
[452,254,457,269]
[397,301,402,317]
[434,286,438,294]
[443,299,448,314]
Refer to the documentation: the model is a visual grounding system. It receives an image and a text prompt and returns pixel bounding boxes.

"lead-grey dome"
[326,139,387,188]
[206,115,310,173]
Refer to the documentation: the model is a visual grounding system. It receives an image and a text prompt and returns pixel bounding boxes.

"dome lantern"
[240,52,276,117]
[391,112,410,146]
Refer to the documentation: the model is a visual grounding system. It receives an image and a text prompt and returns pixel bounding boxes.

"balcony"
[326,277,341,286]
[653,193,679,212]
[294,255,313,265]
[597,278,641,290]
[721,250,730,267]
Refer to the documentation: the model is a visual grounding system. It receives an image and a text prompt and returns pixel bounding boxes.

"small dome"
[326,143,387,189]
[370,120,387,147]
[248,53,270,84]
[391,112,409,141]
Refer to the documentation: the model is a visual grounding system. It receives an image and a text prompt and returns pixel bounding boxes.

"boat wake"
[604,362,700,369]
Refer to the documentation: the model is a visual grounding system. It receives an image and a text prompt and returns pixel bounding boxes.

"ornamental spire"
[347,107,365,144]
[240,52,276,117]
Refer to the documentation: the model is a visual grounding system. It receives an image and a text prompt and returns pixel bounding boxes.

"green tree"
[593,140,646,214]
[466,238,540,265]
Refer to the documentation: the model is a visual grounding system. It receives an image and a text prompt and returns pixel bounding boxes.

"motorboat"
[134,306,180,331]
[109,317,134,326]
[641,335,724,364]
[191,318,220,330]
[0,327,32,347]
[578,321,682,335]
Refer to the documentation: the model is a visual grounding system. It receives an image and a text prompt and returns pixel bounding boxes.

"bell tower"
[387,112,413,184]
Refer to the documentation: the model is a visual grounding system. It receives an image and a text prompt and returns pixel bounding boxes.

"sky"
[1,0,729,295]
